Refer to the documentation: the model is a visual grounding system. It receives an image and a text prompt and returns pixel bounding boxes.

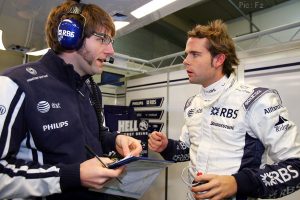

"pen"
[85,144,123,184]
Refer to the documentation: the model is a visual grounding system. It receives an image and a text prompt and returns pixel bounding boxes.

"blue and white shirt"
[0,49,117,199]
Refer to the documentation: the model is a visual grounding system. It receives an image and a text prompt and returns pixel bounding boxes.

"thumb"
[122,143,131,156]
[117,135,131,156]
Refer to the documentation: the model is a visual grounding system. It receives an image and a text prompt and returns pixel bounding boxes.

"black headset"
[57,2,86,50]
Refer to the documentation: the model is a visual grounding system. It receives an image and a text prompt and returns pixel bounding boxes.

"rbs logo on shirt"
[58,29,75,38]
[211,106,238,119]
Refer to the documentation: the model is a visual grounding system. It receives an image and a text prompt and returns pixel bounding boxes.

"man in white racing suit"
[0,1,142,199]
[148,20,300,200]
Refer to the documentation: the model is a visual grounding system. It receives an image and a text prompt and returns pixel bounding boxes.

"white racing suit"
[161,74,300,199]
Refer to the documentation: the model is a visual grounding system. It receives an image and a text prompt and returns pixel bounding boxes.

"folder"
[92,156,174,199]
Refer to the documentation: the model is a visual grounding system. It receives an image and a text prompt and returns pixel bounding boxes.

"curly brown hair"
[188,19,239,76]
[45,0,115,53]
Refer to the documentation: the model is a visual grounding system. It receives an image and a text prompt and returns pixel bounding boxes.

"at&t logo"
[37,101,61,113]
[37,101,50,113]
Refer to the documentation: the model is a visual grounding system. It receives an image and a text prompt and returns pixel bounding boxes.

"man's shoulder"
[1,60,49,84]
[2,61,41,78]
[241,84,279,111]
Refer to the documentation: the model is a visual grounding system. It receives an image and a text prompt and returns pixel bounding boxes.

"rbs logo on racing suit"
[260,165,299,187]
[211,107,238,119]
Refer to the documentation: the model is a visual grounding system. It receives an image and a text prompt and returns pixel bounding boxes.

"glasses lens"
[93,33,114,45]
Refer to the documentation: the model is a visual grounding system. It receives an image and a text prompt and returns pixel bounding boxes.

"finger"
[129,141,142,156]
[148,141,157,151]
[91,167,125,190]
[194,173,214,183]
[116,136,131,156]
[102,166,125,178]
[193,186,220,200]
[149,131,158,137]
[191,181,213,194]
[121,141,131,156]
[148,138,161,149]
[149,133,163,143]
[149,132,162,141]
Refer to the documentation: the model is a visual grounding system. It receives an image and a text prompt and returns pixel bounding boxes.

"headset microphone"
[105,57,114,64]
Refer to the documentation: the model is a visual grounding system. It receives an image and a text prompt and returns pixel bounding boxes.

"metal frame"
[109,20,300,75]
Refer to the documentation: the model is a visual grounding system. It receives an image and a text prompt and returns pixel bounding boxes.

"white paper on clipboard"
[91,157,174,199]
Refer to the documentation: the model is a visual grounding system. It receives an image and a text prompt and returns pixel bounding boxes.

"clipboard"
[92,156,174,199]
[108,155,171,169]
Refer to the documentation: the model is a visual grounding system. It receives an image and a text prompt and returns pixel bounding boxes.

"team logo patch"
[37,101,50,113]
[26,67,37,75]
[264,104,282,114]
[275,115,290,132]
[187,108,195,117]
[210,121,234,130]
[260,165,299,187]
[244,87,269,111]
[184,96,195,111]
[210,106,238,119]
[205,88,216,94]
[43,121,69,131]
[0,105,6,115]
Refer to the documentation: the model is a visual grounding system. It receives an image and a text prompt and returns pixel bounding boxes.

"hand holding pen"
[79,145,124,189]
[85,145,122,184]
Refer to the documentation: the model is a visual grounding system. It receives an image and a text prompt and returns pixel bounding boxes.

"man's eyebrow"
[186,51,201,54]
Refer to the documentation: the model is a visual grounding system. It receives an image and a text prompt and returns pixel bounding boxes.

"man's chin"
[94,71,103,75]
[93,66,103,75]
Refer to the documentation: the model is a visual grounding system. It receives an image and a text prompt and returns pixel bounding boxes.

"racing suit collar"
[200,73,236,106]
[40,49,91,89]
[201,75,229,100]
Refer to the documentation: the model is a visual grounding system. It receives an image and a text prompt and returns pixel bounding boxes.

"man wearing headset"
[148,20,300,200]
[0,0,142,199]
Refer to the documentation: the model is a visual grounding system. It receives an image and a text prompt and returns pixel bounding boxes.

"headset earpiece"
[57,3,85,50]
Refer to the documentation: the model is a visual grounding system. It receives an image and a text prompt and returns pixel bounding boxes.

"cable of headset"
[88,77,105,140]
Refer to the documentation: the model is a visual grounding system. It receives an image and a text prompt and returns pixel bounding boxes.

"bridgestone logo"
[210,121,234,130]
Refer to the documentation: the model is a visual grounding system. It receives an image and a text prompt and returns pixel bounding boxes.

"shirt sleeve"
[160,138,190,162]
[160,97,192,162]
[99,125,119,154]
[0,76,63,199]
[233,89,300,198]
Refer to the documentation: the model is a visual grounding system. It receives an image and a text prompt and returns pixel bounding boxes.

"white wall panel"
[167,69,199,200]
[126,73,168,200]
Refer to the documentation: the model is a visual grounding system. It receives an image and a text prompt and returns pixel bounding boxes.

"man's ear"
[213,54,226,68]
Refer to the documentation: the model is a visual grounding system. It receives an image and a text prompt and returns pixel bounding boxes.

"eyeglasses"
[93,32,114,45]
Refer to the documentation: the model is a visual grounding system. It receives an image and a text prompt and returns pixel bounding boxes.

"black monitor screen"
[100,71,124,86]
